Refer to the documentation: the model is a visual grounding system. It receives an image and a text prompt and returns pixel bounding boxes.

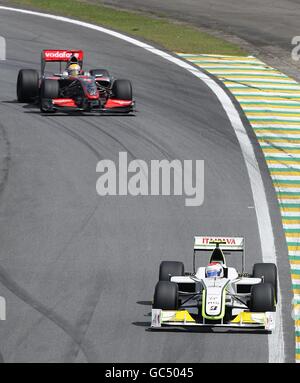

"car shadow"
[132,320,270,334]
[3,100,136,117]
[136,301,152,306]
[1,100,19,104]
[22,110,136,117]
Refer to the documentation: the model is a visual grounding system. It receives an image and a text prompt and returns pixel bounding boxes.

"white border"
[0,5,285,362]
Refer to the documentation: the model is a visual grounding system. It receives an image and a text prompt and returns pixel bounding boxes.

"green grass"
[8,0,247,55]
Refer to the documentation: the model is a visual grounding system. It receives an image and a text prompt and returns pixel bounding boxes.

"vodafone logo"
[44,50,81,60]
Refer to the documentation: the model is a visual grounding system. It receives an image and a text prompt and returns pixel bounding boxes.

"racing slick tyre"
[153,281,179,310]
[17,69,39,102]
[90,69,110,78]
[252,263,278,302]
[40,79,59,99]
[159,261,184,281]
[250,283,276,312]
[40,79,59,113]
[112,79,132,100]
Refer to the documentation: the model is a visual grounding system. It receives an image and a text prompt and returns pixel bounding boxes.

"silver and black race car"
[16,49,135,114]
[151,236,277,331]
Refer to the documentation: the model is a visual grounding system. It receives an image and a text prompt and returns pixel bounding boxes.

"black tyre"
[40,80,60,113]
[17,69,39,102]
[253,263,278,302]
[40,79,59,99]
[112,79,132,100]
[159,261,184,281]
[250,283,275,312]
[90,69,110,78]
[153,281,178,310]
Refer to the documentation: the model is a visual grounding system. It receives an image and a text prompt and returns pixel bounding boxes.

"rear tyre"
[159,261,184,281]
[112,79,132,100]
[153,281,178,310]
[17,69,39,102]
[253,263,278,302]
[250,283,276,312]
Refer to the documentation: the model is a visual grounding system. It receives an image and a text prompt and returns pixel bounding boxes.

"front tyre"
[153,281,179,310]
[40,79,59,99]
[250,283,276,312]
[40,79,59,113]
[111,79,132,100]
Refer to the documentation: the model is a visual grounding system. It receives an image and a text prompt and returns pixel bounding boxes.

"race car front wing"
[151,309,275,331]
[41,98,135,113]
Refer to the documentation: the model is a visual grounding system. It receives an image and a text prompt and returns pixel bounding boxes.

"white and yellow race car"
[151,236,277,331]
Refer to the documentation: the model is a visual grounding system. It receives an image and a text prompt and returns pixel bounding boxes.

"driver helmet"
[205,262,224,278]
[67,63,81,77]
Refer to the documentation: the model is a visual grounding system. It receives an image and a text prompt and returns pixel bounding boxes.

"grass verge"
[7,0,247,55]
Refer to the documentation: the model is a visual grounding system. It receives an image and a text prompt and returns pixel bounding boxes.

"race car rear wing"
[194,236,244,251]
[193,236,245,273]
[41,50,84,75]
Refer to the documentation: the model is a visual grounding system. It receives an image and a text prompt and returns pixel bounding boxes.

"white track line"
[0,5,285,363]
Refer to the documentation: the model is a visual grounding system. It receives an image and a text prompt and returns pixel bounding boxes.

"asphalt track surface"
[102,0,297,51]
[101,0,300,80]
[0,9,294,362]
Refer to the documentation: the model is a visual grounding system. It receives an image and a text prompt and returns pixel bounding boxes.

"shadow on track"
[132,321,271,335]
[136,301,152,306]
